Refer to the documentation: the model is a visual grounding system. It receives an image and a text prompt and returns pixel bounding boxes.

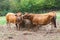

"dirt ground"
[0,20,60,40]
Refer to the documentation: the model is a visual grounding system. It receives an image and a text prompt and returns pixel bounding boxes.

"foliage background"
[0,0,60,16]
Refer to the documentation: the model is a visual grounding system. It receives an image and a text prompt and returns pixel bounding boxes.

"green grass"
[56,11,60,20]
[57,14,60,20]
[0,11,60,25]
[0,16,6,25]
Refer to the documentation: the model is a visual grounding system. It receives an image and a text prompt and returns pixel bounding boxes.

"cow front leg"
[18,24,20,31]
[15,23,18,30]
[33,26,38,32]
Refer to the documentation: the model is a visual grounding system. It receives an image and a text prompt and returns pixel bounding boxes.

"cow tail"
[53,15,57,28]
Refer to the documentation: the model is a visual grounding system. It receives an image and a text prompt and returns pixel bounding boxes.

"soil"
[0,20,60,40]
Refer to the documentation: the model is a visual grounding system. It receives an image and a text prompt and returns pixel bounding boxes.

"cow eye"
[15,14,17,16]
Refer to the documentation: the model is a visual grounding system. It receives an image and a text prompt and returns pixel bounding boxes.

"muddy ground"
[0,20,60,40]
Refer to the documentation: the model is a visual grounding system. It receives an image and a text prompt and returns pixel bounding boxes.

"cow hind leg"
[47,16,57,34]
[33,25,39,32]
[51,17,56,28]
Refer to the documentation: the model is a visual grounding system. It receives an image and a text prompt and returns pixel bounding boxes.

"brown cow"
[15,12,23,30]
[6,12,24,30]
[23,11,56,31]
[6,13,17,30]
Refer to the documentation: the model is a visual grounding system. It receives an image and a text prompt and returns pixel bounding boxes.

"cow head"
[15,12,23,24]
[23,13,33,20]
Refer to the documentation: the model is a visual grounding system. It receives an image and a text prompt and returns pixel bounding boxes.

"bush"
[0,0,60,16]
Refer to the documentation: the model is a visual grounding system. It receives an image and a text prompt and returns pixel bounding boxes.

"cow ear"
[25,13,29,15]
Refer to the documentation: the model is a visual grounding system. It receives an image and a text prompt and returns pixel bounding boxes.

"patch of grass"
[0,16,6,25]
[57,15,60,20]
[56,11,60,20]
